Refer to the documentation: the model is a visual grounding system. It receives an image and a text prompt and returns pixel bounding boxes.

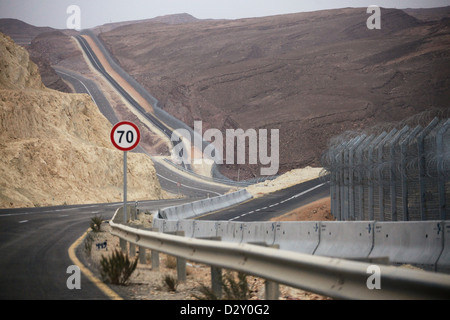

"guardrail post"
[211,266,222,299]
[139,247,147,264]
[120,239,127,254]
[198,236,223,299]
[265,280,279,300]
[129,242,136,258]
[151,228,160,270]
[251,242,280,300]
[176,231,187,282]
[151,251,160,270]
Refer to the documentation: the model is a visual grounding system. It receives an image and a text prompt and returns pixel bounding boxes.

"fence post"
[437,120,450,220]
[356,135,374,220]
[389,126,409,221]
[349,135,366,220]
[418,118,439,220]
[400,126,422,221]
[333,142,345,220]
[339,146,345,221]
[378,129,397,221]
[368,132,387,220]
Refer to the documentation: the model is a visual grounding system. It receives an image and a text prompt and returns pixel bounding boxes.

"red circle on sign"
[110,121,141,151]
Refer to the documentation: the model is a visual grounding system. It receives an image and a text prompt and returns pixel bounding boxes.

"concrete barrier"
[141,211,450,274]
[162,220,179,233]
[177,220,195,238]
[274,222,320,254]
[241,222,276,246]
[369,221,444,270]
[437,221,450,273]
[216,221,243,243]
[314,221,375,259]
[193,221,218,239]
[152,216,164,231]
[161,189,252,221]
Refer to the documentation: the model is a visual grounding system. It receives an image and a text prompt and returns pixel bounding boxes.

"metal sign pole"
[123,151,127,224]
[111,121,140,225]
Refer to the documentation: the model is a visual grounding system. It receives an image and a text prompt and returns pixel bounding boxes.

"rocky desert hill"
[0,18,55,45]
[97,7,450,180]
[0,32,166,208]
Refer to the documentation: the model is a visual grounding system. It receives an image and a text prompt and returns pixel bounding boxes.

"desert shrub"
[163,274,179,292]
[90,215,104,232]
[195,271,250,300]
[99,249,138,285]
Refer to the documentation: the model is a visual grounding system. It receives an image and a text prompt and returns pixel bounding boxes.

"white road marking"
[228,182,327,221]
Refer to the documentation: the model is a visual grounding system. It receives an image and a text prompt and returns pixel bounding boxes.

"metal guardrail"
[79,29,450,299]
[110,207,450,300]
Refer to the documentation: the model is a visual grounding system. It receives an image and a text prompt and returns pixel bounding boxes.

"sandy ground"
[246,166,325,198]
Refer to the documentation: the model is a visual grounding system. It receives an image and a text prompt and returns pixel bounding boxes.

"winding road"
[0,32,329,300]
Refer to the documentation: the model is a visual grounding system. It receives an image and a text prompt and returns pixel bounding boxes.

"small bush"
[99,249,138,285]
[194,271,251,300]
[84,232,95,257]
[163,274,179,292]
[222,271,250,300]
[194,283,219,300]
[90,215,104,232]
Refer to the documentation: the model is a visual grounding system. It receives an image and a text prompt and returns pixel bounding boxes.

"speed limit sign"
[110,121,141,151]
[110,121,141,224]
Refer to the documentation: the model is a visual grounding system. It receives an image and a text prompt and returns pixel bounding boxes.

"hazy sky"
[1,0,449,29]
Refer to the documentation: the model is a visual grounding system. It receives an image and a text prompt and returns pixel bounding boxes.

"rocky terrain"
[0,19,173,158]
[1,7,449,183]
[0,32,167,208]
[97,7,450,180]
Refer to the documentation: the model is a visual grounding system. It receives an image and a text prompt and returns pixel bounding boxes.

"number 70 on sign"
[110,121,141,152]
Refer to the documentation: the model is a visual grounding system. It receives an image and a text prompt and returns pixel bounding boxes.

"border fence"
[321,116,450,221]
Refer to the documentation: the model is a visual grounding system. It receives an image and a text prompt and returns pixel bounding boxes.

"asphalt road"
[197,177,329,222]
[0,33,330,300]
[0,202,118,299]
[0,198,199,300]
